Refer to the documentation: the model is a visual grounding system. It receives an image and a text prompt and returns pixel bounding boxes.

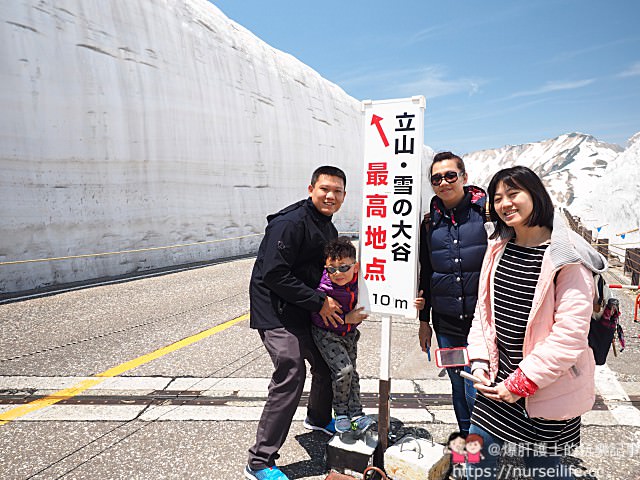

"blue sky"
[212,0,639,154]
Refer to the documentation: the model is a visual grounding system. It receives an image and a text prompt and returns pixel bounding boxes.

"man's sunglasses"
[325,263,355,274]
[430,170,465,186]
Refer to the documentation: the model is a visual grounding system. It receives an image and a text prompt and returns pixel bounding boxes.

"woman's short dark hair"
[431,151,465,175]
[487,166,554,240]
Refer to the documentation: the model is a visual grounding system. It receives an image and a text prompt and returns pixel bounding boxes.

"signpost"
[359,96,425,457]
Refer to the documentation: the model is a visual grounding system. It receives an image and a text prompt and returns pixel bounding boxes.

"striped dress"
[471,240,580,454]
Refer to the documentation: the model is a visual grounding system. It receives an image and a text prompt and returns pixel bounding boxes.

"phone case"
[434,347,470,368]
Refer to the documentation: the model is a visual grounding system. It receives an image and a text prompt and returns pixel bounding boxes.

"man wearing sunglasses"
[418,151,489,437]
[246,166,347,480]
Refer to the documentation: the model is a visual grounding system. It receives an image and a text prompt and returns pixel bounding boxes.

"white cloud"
[507,79,595,99]
[617,62,640,78]
[405,25,450,45]
[549,38,634,64]
[337,65,484,99]
[398,66,484,98]
[431,97,551,132]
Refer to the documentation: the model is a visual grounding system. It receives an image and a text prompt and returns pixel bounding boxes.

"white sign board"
[358,97,425,318]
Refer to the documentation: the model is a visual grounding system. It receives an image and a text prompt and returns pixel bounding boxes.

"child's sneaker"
[302,416,336,435]
[351,414,375,434]
[244,465,289,480]
[334,415,352,434]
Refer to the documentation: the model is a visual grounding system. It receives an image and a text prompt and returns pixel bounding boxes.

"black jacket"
[419,186,488,337]
[249,198,338,330]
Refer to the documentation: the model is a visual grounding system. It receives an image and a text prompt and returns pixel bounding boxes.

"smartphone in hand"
[434,347,469,368]
[459,370,496,387]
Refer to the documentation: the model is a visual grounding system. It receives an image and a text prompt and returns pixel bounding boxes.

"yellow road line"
[0,235,263,265]
[0,314,249,426]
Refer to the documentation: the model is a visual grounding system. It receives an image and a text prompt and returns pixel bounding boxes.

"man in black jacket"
[246,166,347,480]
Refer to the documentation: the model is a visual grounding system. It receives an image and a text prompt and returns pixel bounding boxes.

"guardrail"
[562,208,639,287]
[624,248,640,286]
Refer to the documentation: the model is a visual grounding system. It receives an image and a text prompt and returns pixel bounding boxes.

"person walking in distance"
[418,151,489,436]
[245,166,348,480]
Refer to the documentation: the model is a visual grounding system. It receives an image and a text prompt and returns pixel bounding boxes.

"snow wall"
[1,0,436,295]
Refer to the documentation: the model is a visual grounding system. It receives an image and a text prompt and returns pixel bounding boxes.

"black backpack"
[555,271,620,365]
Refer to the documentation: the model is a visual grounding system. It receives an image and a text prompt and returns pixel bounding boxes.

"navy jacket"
[250,198,338,330]
[418,186,488,337]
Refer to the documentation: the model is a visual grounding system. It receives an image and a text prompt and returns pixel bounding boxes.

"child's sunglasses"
[325,263,355,274]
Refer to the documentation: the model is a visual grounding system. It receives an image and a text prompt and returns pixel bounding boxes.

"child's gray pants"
[311,325,363,418]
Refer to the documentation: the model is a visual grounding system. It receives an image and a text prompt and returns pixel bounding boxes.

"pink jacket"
[467,214,607,420]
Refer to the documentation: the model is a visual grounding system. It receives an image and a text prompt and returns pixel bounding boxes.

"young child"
[310,236,371,434]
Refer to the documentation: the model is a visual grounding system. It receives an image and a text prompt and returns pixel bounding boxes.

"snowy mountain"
[464,133,623,207]
[463,133,639,250]
[571,133,640,249]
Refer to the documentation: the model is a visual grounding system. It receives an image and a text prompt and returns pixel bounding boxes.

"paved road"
[1,258,639,479]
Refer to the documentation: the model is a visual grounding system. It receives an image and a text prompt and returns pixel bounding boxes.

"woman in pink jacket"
[466,166,606,480]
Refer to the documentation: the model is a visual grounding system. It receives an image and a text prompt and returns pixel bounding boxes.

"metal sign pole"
[378,315,392,453]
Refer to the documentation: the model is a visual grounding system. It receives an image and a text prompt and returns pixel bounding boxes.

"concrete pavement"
[1,257,640,479]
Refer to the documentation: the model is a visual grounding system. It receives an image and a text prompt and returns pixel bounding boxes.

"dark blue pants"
[436,333,476,434]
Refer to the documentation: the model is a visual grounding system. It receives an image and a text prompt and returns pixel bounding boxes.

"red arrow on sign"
[371,114,389,147]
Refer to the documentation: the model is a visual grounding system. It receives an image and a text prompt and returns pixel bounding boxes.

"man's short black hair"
[487,165,554,240]
[324,236,356,261]
[311,165,347,189]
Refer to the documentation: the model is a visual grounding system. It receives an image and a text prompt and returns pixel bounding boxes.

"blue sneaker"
[302,416,336,435]
[334,415,352,433]
[351,414,375,433]
[244,465,289,480]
